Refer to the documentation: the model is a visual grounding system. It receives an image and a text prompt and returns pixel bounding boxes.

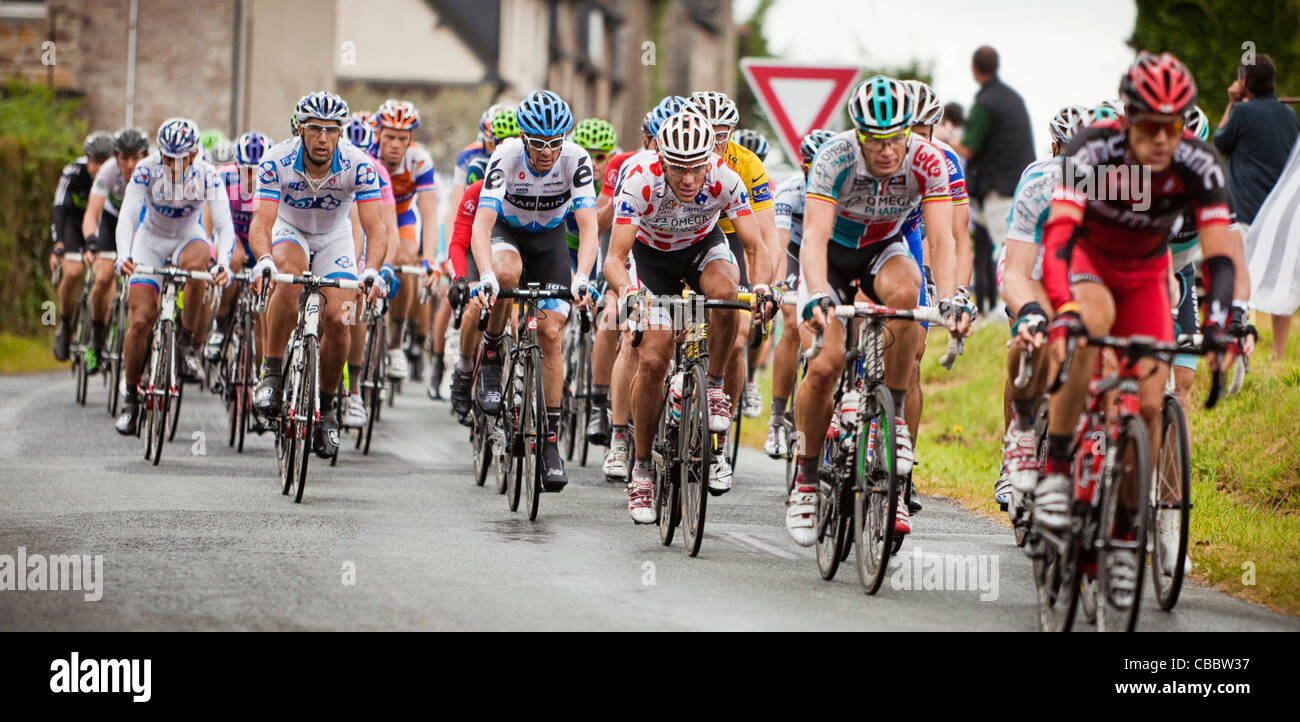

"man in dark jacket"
[952,46,1035,312]
[1215,54,1300,358]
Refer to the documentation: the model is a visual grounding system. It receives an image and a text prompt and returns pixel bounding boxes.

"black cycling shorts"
[631,225,734,297]
[785,241,800,289]
[824,234,912,305]
[725,230,749,289]
[489,218,570,298]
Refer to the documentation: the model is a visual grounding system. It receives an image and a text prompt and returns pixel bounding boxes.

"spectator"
[951,46,1035,313]
[1216,54,1300,359]
[935,102,965,147]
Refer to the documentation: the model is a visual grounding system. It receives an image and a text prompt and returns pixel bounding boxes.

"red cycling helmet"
[1119,51,1196,116]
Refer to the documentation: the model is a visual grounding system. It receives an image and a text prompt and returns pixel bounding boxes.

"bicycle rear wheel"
[680,366,710,557]
[655,385,681,546]
[504,354,524,512]
[107,291,127,417]
[291,336,318,503]
[562,327,578,461]
[278,346,299,495]
[1097,415,1151,631]
[472,410,492,487]
[523,350,544,521]
[816,455,852,581]
[853,386,897,594]
[579,345,592,467]
[1151,395,1191,611]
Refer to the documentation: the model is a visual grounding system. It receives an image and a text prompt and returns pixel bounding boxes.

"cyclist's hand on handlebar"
[1013,301,1048,350]
[1201,322,1239,377]
[801,292,831,333]
[250,254,277,294]
[1227,302,1258,359]
[359,267,383,303]
[475,271,500,307]
[209,263,231,288]
[420,259,439,289]
[1048,310,1085,365]
[753,284,779,321]
[571,273,596,310]
[117,257,138,277]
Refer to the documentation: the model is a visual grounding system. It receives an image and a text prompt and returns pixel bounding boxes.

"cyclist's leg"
[770,246,801,417]
[90,211,120,334]
[630,327,674,461]
[264,223,312,363]
[176,232,214,350]
[388,217,418,352]
[122,242,168,389]
[867,246,924,408]
[724,231,751,408]
[306,227,361,399]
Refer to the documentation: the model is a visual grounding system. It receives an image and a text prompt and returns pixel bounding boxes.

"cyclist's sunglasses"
[523,134,565,151]
[300,122,342,137]
[1131,116,1184,138]
[713,129,732,144]
[583,149,610,161]
[856,128,909,149]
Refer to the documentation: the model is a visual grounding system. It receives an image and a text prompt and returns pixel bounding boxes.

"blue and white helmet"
[799,129,836,165]
[848,76,915,136]
[686,91,741,128]
[235,131,271,166]
[345,116,375,149]
[294,91,349,124]
[642,95,688,138]
[156,118,201,158]
[516,90,574,137]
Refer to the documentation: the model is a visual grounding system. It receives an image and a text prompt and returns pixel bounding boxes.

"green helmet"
[200,129,228,153]
[490,109,519,141]
[572,118,616,152]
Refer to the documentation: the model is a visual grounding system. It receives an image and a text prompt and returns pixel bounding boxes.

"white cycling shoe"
[628,466,656,525]
[387,348,409,380]
[741,381,762,418]
[603,438,629,480]
[709,452,733,495]
[343,394,367,429]
[894,417,915,476]
[785,475,818,547]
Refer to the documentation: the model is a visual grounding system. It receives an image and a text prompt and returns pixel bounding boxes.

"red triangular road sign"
[740,59,862,166]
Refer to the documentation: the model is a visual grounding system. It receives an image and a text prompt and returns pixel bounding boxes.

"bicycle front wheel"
[655,384,681,546]
[853,385,898,595]
[680,366,710,557]
[1097,415,1152,632]
[1151,395,1191,610]
[523,350,544,521]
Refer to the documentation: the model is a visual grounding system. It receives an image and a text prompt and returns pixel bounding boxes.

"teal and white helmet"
[848,76,915,136]
[1184,105,1210,142]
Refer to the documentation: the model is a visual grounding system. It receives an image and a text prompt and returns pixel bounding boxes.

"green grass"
[0,332,61,374]
[743,313,1300,616]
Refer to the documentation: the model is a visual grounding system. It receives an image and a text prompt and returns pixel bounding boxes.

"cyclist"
[449,103,510,215]
[686,90,782,421]
[899,80,974,494]
[764,129,836,458]
[372,99,438,381]
[1036,53,1242,538]
[596,97,684,479]
[733,128,769,162]
[993,104,1089,507]
[604,110,774,519]
[447,109,519,418]
[566,118,617,274]
[470,90,600,491]
[51,132,114,363]
[112,118,235,435]
[80,127,150,375]
[249,92,387,459]
[787,75,965,546]
[344,116,402,430]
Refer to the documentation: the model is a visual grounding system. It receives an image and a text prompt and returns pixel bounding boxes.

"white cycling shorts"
[271,217,358,280]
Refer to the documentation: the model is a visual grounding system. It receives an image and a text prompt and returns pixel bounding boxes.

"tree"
[1129,0,1300,124]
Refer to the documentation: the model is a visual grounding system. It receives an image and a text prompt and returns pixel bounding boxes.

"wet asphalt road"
[0,370,1294,631]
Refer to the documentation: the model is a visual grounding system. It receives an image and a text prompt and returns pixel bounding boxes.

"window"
[0,0,47,19]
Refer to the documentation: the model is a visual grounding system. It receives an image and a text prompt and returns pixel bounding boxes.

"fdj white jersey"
[115,153,234,267]
[479,137,596,232]
[91,155,130,217]
[614,152,751,251]
[804,130,951,249]
[773,173,806,245]
[256,137,382,234]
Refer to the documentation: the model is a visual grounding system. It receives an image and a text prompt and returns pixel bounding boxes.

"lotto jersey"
[600,150,638,199]
[900,137,968,238]
[91,156,130,216]
[479,137,597,232]
[773,173,806,244]
[1054,124,1231,261]
[449,180,482,278]
[384,142,437,215]
[256,137,382,235]
[613,151,751,251]
[805,130,952,249]
[717,140,772,234]
[452,141,488,188]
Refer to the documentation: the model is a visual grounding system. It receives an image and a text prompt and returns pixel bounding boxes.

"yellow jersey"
[717,140,772,234]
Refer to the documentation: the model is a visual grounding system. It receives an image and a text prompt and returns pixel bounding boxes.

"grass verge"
[0,332,61,374]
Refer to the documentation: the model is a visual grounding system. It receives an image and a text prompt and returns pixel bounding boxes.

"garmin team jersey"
[479,137,597,232]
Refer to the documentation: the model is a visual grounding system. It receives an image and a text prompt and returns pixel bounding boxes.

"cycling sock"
[612,425,628,442]
[889,387,907,413]
[707,374,725,388]
[592,385,610,408]
[262,356,282,378]
[798,455,819,488]
[1013,398,1036,430]
[347,364,361,392]
[770,396,787,418]
[546,408,561,441]
[483,331,503,352]
[634,458,653,473]
[1046,433,1072,461]
[456,354,474,373]
[91,321,107,351]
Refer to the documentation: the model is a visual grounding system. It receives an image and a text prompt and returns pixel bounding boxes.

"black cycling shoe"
[53,323,70,362]
[84,347,102,376]
[541,437,568,492]
[115,391,140,436]
[475,349,504,415]
[253,374,283,417]
[314,403,340,459]
[585,407,611,446]
[427,355,445,400]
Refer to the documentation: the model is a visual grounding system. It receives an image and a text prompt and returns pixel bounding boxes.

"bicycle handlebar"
[1050,331,1225,409]
[131,265,214,282]
[806,303,945,361]
[626,291,755,348]
[1013,348,1032,390]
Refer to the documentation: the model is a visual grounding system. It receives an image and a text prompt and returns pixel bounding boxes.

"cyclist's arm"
[596,193,615,233]
[1228,225,1251,302]
[468,205,499,280]
[920,197,956,302]
[417,190,439,268]
[356,199,386,272]
[732,212,770,288]
[83,192,107,242]
[1040,201,1086,313]
[114,177,146,263]
[603,222,636,298]
[206,173,236,269]
[573,206,599,281]
[753,206,783,285]
[381,202,400,268]
[1001,239,1040,317]
[799,198,835,300]
[349,204,363,257]
[953,202,972,287]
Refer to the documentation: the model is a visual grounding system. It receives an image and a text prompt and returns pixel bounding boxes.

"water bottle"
[668,373,683,427]
[838,390,860,431]
[1075,430,1104,504]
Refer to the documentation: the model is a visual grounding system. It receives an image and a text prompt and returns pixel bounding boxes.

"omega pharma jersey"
[717,140,772,234]
[772,173,806,243]
[804,130,952,249]
[479,137,597,232]
[613,151,751,251]
[255,137,382,234]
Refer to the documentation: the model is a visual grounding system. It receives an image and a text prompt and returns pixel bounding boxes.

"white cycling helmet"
[848,76,915,136]
[656,111,714,166]
[1184,105,1210,142]
[1049,105,1089,145]
[904,80,944,126]
[686,91,740,128]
